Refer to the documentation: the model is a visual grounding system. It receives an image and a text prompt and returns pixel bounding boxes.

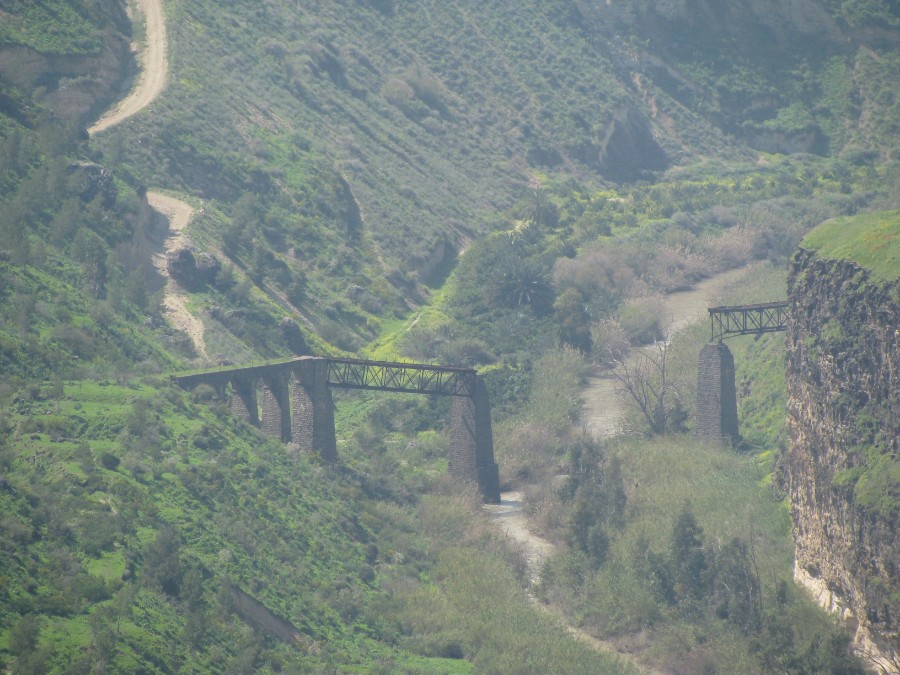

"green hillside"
[1,0,898,671]
[0,0,105,55]
[802,210,900,281]
[88,0,900,351]
[0,379,634,672]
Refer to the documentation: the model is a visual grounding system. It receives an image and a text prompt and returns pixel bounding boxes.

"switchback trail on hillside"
[485,265,755,674]
[89,0,208,359]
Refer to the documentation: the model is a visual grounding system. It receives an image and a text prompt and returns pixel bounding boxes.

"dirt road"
[88,0,168,135]
[87,0,206,357]
[148,193,207,359]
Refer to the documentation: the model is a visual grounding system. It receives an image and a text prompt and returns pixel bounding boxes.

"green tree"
[568,486,609,566]
[604,455,627,530]
[670,504,708,602]
[124,266,148,309]
[223,193,262,256]
[564,437,626,566]
[8,614,41,656]
[711,537,762,630]
[71,227,109,297]
[521,187,559,229]
[143,526,184,596]
[554,287,592,353]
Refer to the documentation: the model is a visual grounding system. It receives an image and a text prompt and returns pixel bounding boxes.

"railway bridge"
[696,302,789,444]
[173,356,500,502]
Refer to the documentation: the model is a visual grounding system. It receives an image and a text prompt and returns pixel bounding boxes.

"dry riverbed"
[486,265,755,673]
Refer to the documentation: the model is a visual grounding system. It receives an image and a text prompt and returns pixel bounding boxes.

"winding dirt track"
[89,0,207,358]
[147,193,207,359]
[88,0,168,136]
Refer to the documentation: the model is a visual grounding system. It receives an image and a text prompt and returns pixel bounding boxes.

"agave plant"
[491,255,555,316]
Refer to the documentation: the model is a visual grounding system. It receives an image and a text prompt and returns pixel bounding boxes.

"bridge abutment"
[696,342,739,444]
[450,376,501,503]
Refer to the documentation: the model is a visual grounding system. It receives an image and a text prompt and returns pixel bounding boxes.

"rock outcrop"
[166,248,221,288]
[784,246,899,671]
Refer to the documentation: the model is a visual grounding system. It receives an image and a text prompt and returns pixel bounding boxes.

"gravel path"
[148,193,207,359]
[88,0,168,135]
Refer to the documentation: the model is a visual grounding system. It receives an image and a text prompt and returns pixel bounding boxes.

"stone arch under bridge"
[173,356,501,503]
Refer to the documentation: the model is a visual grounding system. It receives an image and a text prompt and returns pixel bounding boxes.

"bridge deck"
[173,356,476,396]
[326,357,475,396]
[708,301,789,341]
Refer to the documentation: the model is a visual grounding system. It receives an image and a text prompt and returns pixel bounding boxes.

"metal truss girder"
[708,301,789,342]
[325,357,475,397]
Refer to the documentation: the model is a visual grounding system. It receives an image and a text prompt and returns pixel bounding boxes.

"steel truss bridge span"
[708,301,789,342]
[697,300,789,444]
[325,357,475,397]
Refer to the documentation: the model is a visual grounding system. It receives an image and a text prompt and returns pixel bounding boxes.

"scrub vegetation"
[0,0,898,671]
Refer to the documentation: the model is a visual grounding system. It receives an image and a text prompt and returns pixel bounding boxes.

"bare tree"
[611,337,688,435]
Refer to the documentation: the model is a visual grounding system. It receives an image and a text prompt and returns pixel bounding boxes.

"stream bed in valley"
[484,264,755,671]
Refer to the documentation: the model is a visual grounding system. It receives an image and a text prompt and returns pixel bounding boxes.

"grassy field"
[802,209,900,281]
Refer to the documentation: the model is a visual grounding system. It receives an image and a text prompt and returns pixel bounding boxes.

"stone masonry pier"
[173,356,500,502]
[696,302,788,443]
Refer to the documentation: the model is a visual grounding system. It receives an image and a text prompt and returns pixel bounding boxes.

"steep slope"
[785,211,900,671]
[89,0,900,350]
[0,0,134,126]
[88,0,167,135]
[0,1,899,671]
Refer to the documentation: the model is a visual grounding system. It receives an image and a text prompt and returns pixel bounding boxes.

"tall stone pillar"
[260,374,292,442]
[450,375,501,503]
[696,342,739,444]
[230,375,259,427]
[290,360,337,462]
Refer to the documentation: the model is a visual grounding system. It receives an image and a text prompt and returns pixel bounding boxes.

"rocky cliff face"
[785,248,899,671]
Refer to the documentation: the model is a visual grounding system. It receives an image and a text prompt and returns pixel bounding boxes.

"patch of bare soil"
[148,192,208,359]
[483,491,555,587]
[485,491,662,673]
